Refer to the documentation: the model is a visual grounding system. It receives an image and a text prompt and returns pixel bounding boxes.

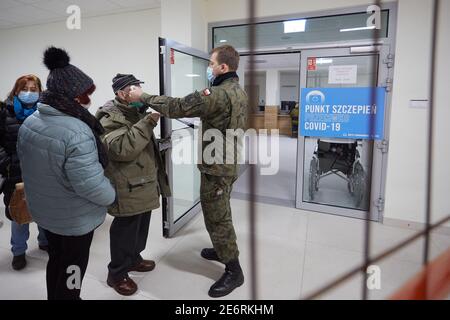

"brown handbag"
[9,183,33,225]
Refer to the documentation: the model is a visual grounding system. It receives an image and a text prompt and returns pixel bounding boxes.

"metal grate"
[244,0,449,300]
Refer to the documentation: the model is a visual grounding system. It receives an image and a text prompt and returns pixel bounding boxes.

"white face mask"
[81,102,92,110]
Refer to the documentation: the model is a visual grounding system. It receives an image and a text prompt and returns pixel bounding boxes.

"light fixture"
[340,26,376,32]
[316,58,333,64]
[283,19,306,33]
[219,39,227,43]
[185,74,200,78]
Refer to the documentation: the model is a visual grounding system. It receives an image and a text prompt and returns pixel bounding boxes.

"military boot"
[208,259,244,298]
[200,248,220,262]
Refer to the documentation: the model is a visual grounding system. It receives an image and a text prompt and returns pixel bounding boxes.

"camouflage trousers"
[200,173,239,264]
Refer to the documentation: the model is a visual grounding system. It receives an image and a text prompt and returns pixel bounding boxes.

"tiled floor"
[0,198,449,300]
[233,136,297,204]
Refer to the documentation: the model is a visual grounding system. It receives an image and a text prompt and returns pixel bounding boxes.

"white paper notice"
[328,65,358,84]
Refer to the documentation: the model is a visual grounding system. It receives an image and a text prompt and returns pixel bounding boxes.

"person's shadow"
[163,247,224,281]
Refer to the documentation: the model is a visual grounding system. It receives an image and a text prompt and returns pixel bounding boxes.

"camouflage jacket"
[95,99,171,217]
[140,76,248,177]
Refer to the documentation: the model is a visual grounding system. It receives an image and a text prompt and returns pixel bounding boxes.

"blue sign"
[300,87,385,140]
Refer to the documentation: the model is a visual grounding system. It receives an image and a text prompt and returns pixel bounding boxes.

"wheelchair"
[308,138,366,207]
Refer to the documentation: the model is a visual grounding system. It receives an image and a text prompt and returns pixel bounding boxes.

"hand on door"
[129,85,144,102]
[149,112,160,123]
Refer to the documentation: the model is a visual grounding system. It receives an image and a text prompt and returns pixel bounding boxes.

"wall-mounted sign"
[328,65,358,84]
[300,87,385,140]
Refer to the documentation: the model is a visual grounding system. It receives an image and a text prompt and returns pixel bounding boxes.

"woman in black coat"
[0,75,48,271]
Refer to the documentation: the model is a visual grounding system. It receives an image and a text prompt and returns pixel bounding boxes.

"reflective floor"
[0,197,449,300]
[233,136,298,206]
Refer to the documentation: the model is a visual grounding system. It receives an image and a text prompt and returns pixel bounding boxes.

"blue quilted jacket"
[17,103,115,236]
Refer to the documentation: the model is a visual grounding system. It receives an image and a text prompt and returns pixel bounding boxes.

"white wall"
[245,72,266,107]
[191,0,208,52]
[266,69,280,106]
[161,0,207,52]
[280,72,300,103]
[0,9,161,116]
[384,0,449,228]
[384,0,435,225]
[205,0,449,226]
[245,70,301,107]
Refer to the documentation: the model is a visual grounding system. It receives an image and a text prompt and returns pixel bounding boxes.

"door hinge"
[377,140,389,154]
[160,45,166,55]
[383,53,395,69]
[375,197,385,212]
[383,78,393,92]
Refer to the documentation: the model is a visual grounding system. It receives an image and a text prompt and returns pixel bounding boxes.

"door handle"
[158,137,172,152]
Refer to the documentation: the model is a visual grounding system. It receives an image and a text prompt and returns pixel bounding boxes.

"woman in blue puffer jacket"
[17,47,115,300]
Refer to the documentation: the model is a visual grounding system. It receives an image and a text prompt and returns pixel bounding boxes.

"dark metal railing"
[245,0,447,300]
[248,0,258,301]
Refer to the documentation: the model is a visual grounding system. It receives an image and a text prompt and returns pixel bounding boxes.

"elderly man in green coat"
[96,74,170,296]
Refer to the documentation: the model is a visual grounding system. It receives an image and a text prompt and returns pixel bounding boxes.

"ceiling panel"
[0,0,21,9]
[66,0,121,14]
[0,0,161,30]
[29,0,76,15]
[111,0,161,8]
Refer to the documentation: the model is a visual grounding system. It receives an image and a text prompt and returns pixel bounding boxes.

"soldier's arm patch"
[202,88,211,96]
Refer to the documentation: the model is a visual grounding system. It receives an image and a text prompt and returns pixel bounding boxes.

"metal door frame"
[159,37,210,237]
[295,44,393,221]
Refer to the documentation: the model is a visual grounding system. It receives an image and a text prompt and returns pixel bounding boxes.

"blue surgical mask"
[207,67,215,83]
[18,91,39,105]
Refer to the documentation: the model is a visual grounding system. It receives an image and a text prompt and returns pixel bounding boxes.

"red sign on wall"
[170,48,175,64]
[307,57,316,71]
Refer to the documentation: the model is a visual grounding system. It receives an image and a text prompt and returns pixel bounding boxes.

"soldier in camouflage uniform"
[129,45,248,298]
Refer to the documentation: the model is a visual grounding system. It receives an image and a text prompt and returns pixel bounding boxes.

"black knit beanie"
[43,47,94,99]
[112,73,144,93]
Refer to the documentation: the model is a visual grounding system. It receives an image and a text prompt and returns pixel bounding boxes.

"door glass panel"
[303,55,378,211]
[169,50,209,221]
[213,10,389,50]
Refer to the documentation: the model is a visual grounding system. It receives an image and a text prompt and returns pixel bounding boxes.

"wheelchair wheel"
[309,157,319,200]
[352,162,366,207]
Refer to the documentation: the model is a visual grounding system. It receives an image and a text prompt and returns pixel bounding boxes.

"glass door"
[296,45,391,221]
[158,38,210,237]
